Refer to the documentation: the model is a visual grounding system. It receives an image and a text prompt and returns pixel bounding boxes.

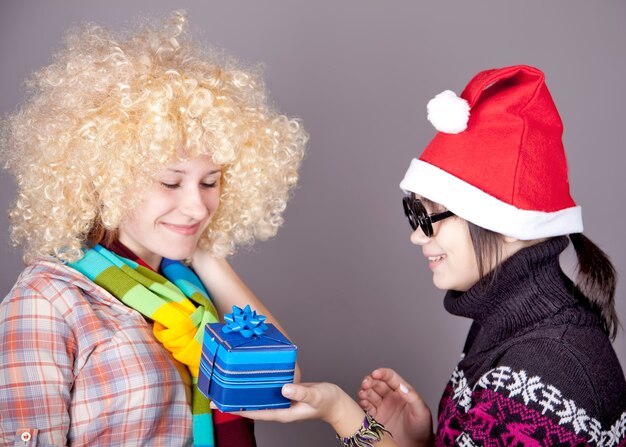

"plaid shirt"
[0,259,194,446]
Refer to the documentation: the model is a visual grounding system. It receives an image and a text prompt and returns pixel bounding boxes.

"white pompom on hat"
[426,90,470,134]
[400,65,583,240]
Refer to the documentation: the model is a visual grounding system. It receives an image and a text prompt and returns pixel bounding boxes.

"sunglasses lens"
[417,212,433,237]
[403,196,433,236]
[402,198,418,230]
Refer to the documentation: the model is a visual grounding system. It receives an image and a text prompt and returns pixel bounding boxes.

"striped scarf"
[70,244,218,447]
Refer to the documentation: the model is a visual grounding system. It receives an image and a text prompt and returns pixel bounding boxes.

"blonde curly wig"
[1,11,307,263]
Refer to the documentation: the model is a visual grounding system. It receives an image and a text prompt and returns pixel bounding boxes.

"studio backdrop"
[1,1,625,445]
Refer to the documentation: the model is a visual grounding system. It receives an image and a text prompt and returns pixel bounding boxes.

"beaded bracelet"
[336,412,391,447]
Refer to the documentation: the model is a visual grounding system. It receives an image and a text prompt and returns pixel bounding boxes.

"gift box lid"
[204,323,297,352]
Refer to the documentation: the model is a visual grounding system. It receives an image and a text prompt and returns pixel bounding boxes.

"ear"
[499,235,531,262]
[502,235,520,244]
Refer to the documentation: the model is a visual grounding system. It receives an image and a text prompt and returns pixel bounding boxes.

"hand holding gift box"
[198,305,298,411]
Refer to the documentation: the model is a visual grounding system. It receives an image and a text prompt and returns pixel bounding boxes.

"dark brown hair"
[85,217,118,249]
[569,233,618,339]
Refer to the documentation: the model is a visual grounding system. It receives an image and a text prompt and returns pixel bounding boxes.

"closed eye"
[160,182,180,189]
[201,181,218,189]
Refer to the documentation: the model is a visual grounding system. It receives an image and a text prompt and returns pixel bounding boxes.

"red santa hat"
[400,65,583,239]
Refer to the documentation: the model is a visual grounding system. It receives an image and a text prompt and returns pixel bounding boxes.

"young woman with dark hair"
[233,65,626,447]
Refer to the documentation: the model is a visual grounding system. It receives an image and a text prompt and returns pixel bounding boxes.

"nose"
[180,187,209,220]
[410,227,430,246]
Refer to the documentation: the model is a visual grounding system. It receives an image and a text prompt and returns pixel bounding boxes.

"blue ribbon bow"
[222,305,268,338]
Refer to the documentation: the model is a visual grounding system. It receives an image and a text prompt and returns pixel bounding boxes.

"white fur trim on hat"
[426,90,470,134]
[399,159,583,239]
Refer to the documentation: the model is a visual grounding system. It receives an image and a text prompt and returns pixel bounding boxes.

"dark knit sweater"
[435,236,626,447]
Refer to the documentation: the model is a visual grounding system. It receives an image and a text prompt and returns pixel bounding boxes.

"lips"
[425,253,446,270]
[161,222,201,236]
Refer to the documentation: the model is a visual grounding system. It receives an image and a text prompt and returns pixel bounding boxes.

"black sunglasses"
[402,194,454,237]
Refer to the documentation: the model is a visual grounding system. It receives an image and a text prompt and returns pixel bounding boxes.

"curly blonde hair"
[1,11,307,263]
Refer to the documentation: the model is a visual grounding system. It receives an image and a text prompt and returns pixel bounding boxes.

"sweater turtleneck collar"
[444,236,578,344]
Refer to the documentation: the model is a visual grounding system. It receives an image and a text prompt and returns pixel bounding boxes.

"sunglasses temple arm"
[430,210,455,223]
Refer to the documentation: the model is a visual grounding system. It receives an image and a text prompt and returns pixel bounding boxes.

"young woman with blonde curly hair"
[0,11,306,447]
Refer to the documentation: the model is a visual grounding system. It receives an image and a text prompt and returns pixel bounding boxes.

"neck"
[105,239,160,271]
[444,236,579,343]
[116,234,162,271]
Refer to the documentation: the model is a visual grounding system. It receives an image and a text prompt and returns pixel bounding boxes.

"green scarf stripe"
[94,247,192,299]
[134,263,170,285]
[89,267,159,317]
[120,285,163,316]
[92,265,191,318]
[119,264,189,303]
[189,306,206,328]
[194,308,217,345]
[192,291,217,315]
[193,385,211,414]
[93,266,137,298]
[184,282,211,307]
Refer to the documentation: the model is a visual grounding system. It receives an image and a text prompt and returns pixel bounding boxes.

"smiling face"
[118,154,221,270]
[409,198,481,292]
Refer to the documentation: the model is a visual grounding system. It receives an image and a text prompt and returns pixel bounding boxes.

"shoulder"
[0,261,89,372]
[1,259,136,338]
[3,259,118,315]
[1,259,152,370]
[491,329,625,413]
[3,260,80,319]
[471,336,626,446]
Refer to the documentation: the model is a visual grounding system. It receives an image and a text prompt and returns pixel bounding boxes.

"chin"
[431,275,449,291]
[432,281,448,291]
[432,273,475,292]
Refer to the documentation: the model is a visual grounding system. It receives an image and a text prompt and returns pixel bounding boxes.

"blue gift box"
[198,314,297,412]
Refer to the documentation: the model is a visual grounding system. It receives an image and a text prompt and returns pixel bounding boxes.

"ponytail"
[569,233,619,340]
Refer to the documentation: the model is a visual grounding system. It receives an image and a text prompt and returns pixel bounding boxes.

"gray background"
[1,1,625,445]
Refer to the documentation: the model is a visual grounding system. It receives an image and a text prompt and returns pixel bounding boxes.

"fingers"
[360,367,403,392]
[358,368,396,412]
[371,367,407,388]
[210,384,309,423]
[361,368,427,411]
[359,368,399,405]
[362,376,394,396]
[209,382,329,423]
[227,407,295,422]
[366,368,414,397]
[357,387,383,413]
[281,383,307,401]
[357,372,393,416]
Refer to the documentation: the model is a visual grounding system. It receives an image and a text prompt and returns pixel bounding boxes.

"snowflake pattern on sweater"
[436,364,626,447]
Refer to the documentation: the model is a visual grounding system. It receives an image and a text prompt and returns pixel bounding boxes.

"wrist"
[325,387,367,437]
[335,412,392,447]
[191,249,216,271]
[191,252,229,289]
